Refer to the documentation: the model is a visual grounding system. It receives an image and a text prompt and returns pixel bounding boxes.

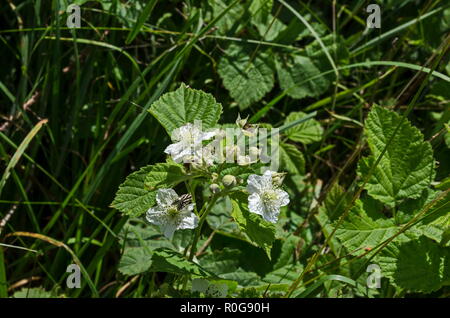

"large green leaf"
[284,111,323,144]
[230,192,276,258]
[378,236,450,293]
[111,165,156,217]
[217,43,274,109]
[150,249,212,277]
[118,247,153,276]
[357,106,435,207]
[199,248,261,287]
[207,0,244,34]
[12,288,57,298]
[417,191,450,246]
[144,162,187,191]
[272,236,301,270]
[149,83,222,135]
[276,54,330,99]
[249,0,285,41]
[335,197,417,255]
[315,184,350,256]
[119,247,213,277]
[263,264,304,285]
[279,142,305,175]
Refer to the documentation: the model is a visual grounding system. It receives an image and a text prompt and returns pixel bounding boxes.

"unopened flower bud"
[222,175,237,188]
[249,146,260,159]
[209,183,221,194]
[271,172,287,186]
[236,113,249,128]
[211,173,219,182]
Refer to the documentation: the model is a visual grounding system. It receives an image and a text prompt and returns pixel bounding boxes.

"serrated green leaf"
[263,264,304,285]
[208,0,244,34]
[149,83,222,135]
[284,111,323,144]
[378,236,450,293]
[12,288,57,298]
[305,34,349,74]
[111,165,156,217]
[357,106,436,207]
[279,142,305,175]
[218,44,274,109]
[119,247,212,277]
[150,249,212,277]
[418,191,450,246]
[144,162,187,190]
[445,122,450,148]
[335,197,417,255]
[221,269,261,287]
[397,188,437,224]
[272,236,301,270]
[230,192,276,258]
[276,54,330,99]
[315,184,350,256]
[249,0,285,41]
[200,248,242,273]
[322,183,352,221]
[118,247,153,276]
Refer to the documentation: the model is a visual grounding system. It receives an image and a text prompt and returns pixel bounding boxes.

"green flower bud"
[209,183,221,194]
[272,172,287,186]
[249,146,260,159]
[235,113,249,128]
[222,174,237,188]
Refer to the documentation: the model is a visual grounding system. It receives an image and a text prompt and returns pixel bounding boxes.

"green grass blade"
[0,119,47,198]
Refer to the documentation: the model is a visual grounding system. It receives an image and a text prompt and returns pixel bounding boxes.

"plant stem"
[187,194,219,261]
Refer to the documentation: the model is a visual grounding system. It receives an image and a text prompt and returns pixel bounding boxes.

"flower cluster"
[146,116,290,239]
[163,123,216,166]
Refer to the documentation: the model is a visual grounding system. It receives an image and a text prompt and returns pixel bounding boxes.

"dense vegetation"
[0,0,449,298]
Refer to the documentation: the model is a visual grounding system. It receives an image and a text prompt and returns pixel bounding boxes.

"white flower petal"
[171,145,192,163]
[248,193,264,216]
[156,188,179,207]
[247,173,271,193]
[201,130,216,141]
[161,221,177,239]
[247,174,264,194]
[275,189,290,207]
[183,203,195,212]
[164,142,183,156]
[171,126,184,142]
[178,213,199,230]
[262,207,280,223]
[261,170,275,186]
[146,206,166,226]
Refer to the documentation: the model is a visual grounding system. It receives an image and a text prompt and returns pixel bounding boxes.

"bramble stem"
[187,194,219,261]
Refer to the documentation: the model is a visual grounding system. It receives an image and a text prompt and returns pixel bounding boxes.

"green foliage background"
[0,0,449,298]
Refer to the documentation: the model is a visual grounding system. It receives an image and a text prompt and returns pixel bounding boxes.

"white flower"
[192,143,216,167]
[164,123,216,163]
[146,188,198,239]
[246,170,290,223]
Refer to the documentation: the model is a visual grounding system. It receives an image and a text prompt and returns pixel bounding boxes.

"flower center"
[185,131,196,144]
[262,190,278,204]
[167,206,179,218]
